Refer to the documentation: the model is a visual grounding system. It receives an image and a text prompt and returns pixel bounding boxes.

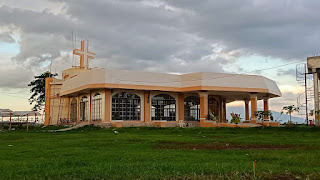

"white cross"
[73,40,95,69]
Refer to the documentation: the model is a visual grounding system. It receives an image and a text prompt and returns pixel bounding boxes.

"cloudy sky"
[0,0,319,118]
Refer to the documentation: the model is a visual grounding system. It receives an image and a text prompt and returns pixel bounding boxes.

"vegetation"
[205,114,218,121]
[28,71,57,111]
[0,126,320,179]
[254,110,273,122]
[281,105,299,124]
[206,109,218,121]
[230,113,240,124]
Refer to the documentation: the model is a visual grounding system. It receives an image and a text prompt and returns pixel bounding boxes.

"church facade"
[44,40,282,127]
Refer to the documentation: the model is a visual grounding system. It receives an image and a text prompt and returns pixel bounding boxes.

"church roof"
[58,68,281,101]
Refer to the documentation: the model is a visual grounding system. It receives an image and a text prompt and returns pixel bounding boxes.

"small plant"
[205,114,214,121]
[230,113,240,124]
[254,110,273,122]
[206,109,216,121]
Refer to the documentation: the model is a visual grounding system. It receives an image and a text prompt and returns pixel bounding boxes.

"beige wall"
[48,83,69,125]
[105,69,182,87]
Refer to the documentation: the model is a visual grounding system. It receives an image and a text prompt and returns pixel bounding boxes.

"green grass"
[0,126,320,179]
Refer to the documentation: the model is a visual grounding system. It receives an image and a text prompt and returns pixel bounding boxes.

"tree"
[281,105,299,124]
[28,71,57,111]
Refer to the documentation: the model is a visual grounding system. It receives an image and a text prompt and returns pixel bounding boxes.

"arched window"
[112,92,141,120]
[80,96,89,121]
[184,96,200,121]
[208,96,220,119]
[92,93,102,121]
[151,94,176,121]
[70,98,77,122]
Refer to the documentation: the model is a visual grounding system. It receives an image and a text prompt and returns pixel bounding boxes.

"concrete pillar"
[263,98,269,121]
[77,96,80,123]
[199,92,208,120]
[178,93,184,122]
[244,99,250,123]
[219,97,223,122]
[313,69,320,126]
[44,77,53,126]
[223,98,227,122]
[263,97,270,126]
[144,91,151,123]
[250,94,258,123]
[104,89,111,122]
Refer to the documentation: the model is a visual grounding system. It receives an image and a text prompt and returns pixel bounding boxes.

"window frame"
[112,92,141,121]
[92,93,102,121]
[80,96,89,122]
[151,94,176,121]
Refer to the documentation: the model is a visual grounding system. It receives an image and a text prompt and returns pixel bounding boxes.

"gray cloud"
[0,32,14,43]
[0,0,320,89]
[164,0,320,60]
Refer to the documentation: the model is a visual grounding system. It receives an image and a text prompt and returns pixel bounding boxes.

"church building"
[44,40,281,127]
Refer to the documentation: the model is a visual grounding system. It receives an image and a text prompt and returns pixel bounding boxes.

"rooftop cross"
[73,40,95,69]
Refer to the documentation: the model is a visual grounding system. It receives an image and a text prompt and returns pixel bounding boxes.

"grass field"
[0,125,320,179]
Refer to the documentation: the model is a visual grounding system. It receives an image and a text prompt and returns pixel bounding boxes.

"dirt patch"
[155,141,312,150]
[262,173,300,180]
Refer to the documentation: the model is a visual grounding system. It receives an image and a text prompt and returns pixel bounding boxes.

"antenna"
[72,30,74,67]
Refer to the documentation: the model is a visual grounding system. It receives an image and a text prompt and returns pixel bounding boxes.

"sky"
[0,0,319,119]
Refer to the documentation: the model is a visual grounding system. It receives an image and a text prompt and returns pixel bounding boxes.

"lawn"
[0,126,320,179]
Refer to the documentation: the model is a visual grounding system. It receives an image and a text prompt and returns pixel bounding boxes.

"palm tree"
[281,105,299,124]
[28,71,57,111]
